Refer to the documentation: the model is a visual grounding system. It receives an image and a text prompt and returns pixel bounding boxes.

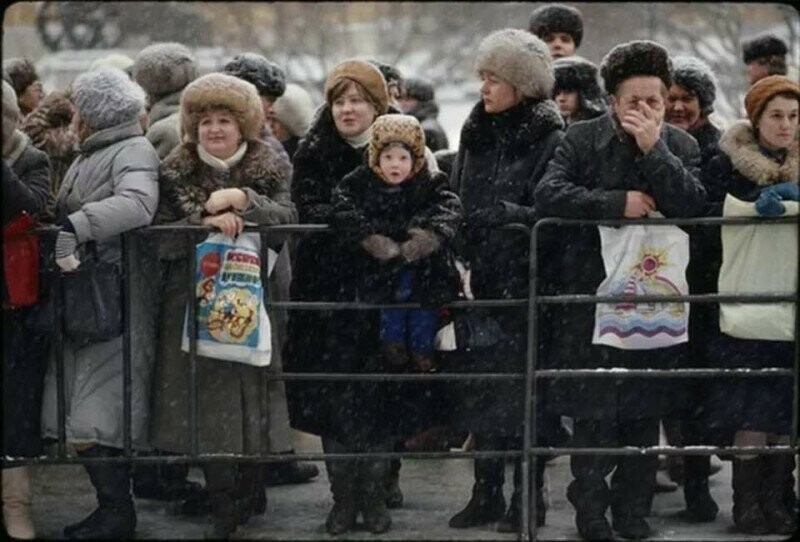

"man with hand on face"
[534,41,706,541]
[528,3,584,59]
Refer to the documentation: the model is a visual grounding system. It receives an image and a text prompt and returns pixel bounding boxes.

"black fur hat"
[742,33,788,64]
[528,4,584,48]
[223,53,286,98]
[367,59,403,87]
[671,55,717,115]
[600,40,672,95]
[2,58,39,97]
[553,56,607,120]
[404,77,435,103]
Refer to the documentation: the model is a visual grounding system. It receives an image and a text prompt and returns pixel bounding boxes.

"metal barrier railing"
[2,216,797,542]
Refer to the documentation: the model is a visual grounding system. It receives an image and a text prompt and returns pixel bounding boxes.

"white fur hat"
[89,53,135,75]
[272,83,314,138]
[2,80,20,150]
[71,68,146,131]
[474,28,554,99]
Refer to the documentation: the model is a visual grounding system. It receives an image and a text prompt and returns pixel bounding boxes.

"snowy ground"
[28,431,794,541]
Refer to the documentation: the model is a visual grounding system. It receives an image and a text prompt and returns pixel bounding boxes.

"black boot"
[235,464,266,526]
[132,450,202,501]
[732,457,770,535]
[761,454,798,535]
[449,458,505,528]
[64,446,136,539]
[497,458,546,533]
[385,458,403,508]
[567,479,613,541]
[359,459,392,534]
[683,455,718,522]
[203,464,239,539]
[263,451,319,486]
[323,442,358,535]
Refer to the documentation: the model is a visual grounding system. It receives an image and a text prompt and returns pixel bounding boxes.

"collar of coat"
[79,119,143,154]
[459,98,564,152]
[719,119,799,186]
[160,138,291,193]
[148,90,183,125]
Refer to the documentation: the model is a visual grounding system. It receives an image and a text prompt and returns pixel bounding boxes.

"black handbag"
[452,307,510,350]
[61,242,123,344]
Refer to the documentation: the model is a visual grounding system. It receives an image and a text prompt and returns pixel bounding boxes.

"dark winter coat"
[332,165,462,305]
[150,139,296,455]
[689,120,722,173]
[534,112,706,421]
[145,90,182,160]
[2,137,51,458]
[408,100,449,152]
[447,98,564,437]
[701,120,797,435]
[280,135,300,160]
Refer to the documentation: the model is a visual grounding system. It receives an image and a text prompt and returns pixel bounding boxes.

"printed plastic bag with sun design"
[591,212,690,350]
[181,231,277,366]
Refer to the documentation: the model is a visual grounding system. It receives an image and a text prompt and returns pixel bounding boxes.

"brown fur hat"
[324,60,389,115]
[179,72,264,143]
[744,75,800,127]
[2,58,38,96]
[368,114,426,181]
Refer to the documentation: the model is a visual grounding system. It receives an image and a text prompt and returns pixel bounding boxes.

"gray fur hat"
[71,68,146,131]
[272,83,314,138]
[528,4,584,48]
[742,33,788,64]
[2,80,20,148]
[132,42,197,100]
[475,28,554,99]
[600,40,672,95]
[671,55,717,115]
[404,77,435,103]
[223,53,286,98]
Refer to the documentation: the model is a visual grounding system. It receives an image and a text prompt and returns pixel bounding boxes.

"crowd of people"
[2,3,798,540]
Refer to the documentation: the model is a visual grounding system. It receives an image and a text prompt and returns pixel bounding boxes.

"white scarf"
[343,126,372,149]
[197,142,248,171]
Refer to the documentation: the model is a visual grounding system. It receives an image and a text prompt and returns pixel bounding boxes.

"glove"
[468,204,507,228]
[770,181,799,201]
[755,187,786,217]
[399,228,441,263]
[55,230,81,271]
[360,234,401,262]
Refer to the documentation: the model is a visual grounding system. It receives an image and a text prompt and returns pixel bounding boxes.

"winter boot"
[359,460,392,533]
[567,480,613,541]
[760,454,798,535]
[324,459,358,535]
[235,464,266,525]
[497,459,546,533]
[205,492,239,539]
[63,446,136,539]
[683,455,718,522]
[132,450,201,501]
[263,453,319,486]
[381,342,408,371]
[731,457,770,535]
[385,458,403,508]
[2,467,35,540]
[449,458,506,528]
[411,352,434,372]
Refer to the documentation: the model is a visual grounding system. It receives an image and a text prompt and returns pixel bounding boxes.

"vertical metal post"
[53,262,66,459]
[187,231,199,458]
[122,232,132,458]
[260,228,271,458]
[792,214,799,457]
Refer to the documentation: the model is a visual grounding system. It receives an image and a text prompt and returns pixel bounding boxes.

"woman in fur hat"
[150,72,295,538]
[37,68,159,539]
[702,75,799,537]
[447,28,565,534]
[2,58,44,117]
[552,56,607,125]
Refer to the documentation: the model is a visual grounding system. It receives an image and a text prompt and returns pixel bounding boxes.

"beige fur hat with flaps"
[180,72,264,143]
[368,114,427,181]
[324,59,389,115]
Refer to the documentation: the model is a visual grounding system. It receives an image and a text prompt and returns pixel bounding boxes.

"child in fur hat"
[332,114,462,373]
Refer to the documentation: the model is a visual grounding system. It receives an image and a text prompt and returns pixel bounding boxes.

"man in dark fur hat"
[552,56,607,125]
[528,3,584,58]
[741,33,788,86]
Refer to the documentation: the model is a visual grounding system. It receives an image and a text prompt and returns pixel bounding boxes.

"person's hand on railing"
[468,203,507,228]
[55,224,81,272]
[202,211,244,237]
[204,188,248,215]
[624,191,656,218]
[399,228,441,263]
[360,234,400,261]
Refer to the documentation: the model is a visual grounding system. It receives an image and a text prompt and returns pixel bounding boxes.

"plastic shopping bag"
[718,194,797,341]
[592,213,690,350]
[181,232,277,366]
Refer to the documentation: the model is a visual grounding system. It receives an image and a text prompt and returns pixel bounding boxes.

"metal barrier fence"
[2,216,798,541]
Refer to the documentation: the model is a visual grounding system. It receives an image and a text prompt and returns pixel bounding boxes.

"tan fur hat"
[368,114,427,181]
[744,75,800,127]
[180,72,264,143]
[324,59,389,115]
[475,29,554,99]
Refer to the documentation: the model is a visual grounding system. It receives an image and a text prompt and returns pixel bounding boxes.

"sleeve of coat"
[67,140,160,242]
[700,154,730,217]
[239,184,298,225]
[534,130,627,219]
[635,135,706,217]
[2,153,51,221]
[291,139,334,224]
[409,171,462,241]
[330,171,375,240]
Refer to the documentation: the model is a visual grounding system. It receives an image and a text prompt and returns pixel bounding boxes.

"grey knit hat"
[272,83,314,138]
[2,80,20,149]
[71,68,146,131]
[528,4,584,48]
[671,56,717,115]
[475,28,554,99]
[742,33,788,64]
[132,42,197,100]
[600,40,672,95]
[223,53,286,98]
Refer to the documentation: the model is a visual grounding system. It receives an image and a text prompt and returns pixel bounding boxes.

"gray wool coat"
[150,139,297,455]
[145,90,182,160]
[41,119,160,450]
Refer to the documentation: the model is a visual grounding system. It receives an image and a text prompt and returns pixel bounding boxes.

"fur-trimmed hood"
[460,97,564,152]
[719,119,799,186]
